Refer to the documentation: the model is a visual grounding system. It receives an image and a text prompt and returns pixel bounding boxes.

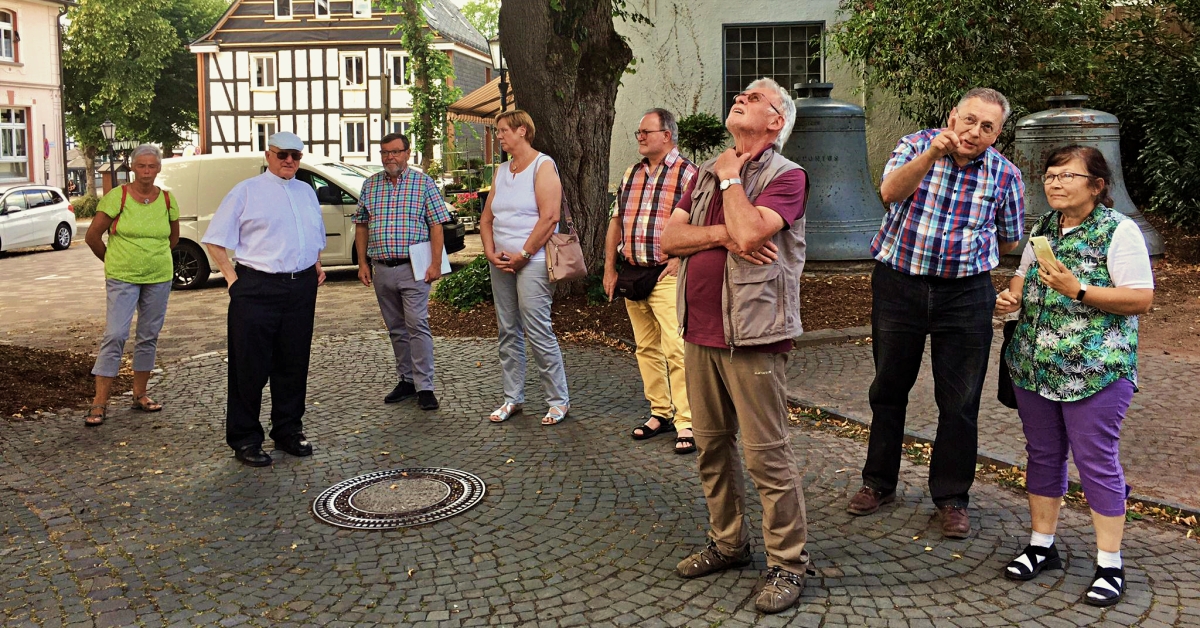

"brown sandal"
[84,404,107,427]
[131,395,163,412]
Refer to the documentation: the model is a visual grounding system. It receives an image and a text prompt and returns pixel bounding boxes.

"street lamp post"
[100,119,117,192]
[488,38,509,162]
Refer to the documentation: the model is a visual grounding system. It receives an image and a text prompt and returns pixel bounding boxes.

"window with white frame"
[0,12,15,63]
[341,53,365,88]
[251,54,276,90]
[390,121,418,164]
[352,0,371,18]
[344,119,366,154]
[274,0,292,19]
[253,120,278,151]
[0,107,28,181]
[389,54,411,87]
[314,0,330,18]
[723,23,824,115]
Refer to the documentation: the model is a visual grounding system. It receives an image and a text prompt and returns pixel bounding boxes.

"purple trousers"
[1012,378,1134,517]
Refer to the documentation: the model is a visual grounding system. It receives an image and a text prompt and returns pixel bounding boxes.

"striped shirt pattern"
[353,168,451,260]
[614,148,697,266]
[872,128,1025,278]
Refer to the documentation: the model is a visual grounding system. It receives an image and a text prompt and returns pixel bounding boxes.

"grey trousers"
[373,261,436,391]
[489,261,569,407]
[92,279,172,378]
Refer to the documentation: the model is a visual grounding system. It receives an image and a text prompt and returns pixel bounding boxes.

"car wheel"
[172,240,211,289]
[52,223,73,250]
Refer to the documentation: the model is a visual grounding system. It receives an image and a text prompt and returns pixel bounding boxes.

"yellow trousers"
[625,274,691,431]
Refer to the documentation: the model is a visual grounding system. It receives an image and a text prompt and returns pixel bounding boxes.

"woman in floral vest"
[994,145,1154,607]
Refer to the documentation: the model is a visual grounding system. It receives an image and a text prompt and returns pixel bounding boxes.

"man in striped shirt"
[848,88,1025,539]
[603,108,699,455]
[354,132,452,411]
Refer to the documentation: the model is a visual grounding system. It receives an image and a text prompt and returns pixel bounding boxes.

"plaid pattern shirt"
[613,148,697,266]
[872,128,1025,278]
[352,168,451,260]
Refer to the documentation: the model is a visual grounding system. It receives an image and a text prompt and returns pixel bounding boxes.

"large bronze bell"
[1011,94,1164,256]
[782,83,883,260]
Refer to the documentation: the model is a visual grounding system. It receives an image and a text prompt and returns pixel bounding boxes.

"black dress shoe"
[417,390,439,411]
[234,445,272,467]
[275,434,314,457]
[384,381,417,403]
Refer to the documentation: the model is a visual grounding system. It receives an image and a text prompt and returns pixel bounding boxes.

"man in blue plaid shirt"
[354,133,452,411]
[848,88,1025,539]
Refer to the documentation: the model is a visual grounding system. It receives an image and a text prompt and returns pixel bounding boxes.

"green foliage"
[1091,2,1200,229]
[426,158,442,177]
[72,195,100,219]
[461,0,499,39]
[143,0,229,151]
[832,0,1200,229]
[830,0,1108,148]
[677,113,727,162]
[379,0,462,162]
[585,272,609,306]
[432,255,493,310]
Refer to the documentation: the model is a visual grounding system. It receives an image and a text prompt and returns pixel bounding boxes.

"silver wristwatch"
[719,178,743,191]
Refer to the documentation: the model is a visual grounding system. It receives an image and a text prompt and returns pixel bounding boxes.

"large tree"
[499,0,634,280]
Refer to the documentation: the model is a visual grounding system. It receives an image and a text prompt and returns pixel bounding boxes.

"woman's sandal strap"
[1004,544,1061,580]
[1085,566,1125,605]
[84,405,107,426]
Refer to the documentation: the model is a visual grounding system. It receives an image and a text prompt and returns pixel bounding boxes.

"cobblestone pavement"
[787,333,1200,513]
[4,335,1200,627]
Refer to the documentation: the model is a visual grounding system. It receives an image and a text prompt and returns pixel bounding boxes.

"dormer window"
[352,0,371,18]
[0,12,15,63]
[315,0,330,18]
[274,0,292,19]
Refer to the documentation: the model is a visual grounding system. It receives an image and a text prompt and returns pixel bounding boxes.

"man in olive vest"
[662,77,811,614]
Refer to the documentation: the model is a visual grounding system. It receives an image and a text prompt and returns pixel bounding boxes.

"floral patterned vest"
[1005,205,1139,402]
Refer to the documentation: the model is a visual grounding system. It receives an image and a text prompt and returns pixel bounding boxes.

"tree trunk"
[83,145,98,198]
[499,0,632,293]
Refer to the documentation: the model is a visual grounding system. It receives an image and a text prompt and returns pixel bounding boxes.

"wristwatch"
[719,177,743,191]
[520,249,532,260]
[1076,283,1088,302]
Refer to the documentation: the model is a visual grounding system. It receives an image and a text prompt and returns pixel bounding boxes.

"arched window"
[0,12,15,63]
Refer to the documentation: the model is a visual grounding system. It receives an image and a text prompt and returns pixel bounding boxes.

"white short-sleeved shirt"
[1016,220,1154,289]
[202,171,326,274]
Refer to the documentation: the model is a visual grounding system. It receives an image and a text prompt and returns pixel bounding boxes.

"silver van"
[158,154,464,288]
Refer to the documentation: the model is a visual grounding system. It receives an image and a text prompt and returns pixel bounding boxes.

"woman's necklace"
[131,186,157,205]
[509,153,533,175]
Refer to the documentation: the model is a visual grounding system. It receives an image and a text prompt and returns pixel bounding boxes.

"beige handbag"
[541,159,588,282]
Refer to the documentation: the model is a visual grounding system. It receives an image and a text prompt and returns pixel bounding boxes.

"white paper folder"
[409,240,452,281]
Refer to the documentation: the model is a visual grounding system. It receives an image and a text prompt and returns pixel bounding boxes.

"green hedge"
[72,195,100,219]
[432,254,492,311]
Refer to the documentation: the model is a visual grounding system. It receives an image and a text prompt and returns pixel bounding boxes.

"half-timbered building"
[189,0,490,167]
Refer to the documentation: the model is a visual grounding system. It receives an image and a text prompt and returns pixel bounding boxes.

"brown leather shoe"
[847,485,895,515]
[938,505,971,539]
[676,539,752,578]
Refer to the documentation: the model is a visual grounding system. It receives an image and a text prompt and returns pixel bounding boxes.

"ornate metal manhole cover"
[311,468,486,529]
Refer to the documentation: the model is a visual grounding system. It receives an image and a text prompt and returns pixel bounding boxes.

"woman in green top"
[83,144,180,426]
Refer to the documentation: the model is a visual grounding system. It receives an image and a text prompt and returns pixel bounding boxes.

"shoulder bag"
[537,157,587,282]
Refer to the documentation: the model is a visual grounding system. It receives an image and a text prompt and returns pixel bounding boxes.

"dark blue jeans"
[862,262,996,507]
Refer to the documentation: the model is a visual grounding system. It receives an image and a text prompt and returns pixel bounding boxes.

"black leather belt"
[235,263,316,279]
[376,258,410,267]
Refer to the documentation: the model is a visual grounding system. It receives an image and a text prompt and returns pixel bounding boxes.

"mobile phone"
[1029,236,1057,266]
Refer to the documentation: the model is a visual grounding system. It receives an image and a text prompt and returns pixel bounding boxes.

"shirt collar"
[640,147,682,171]
[264,171,293,185]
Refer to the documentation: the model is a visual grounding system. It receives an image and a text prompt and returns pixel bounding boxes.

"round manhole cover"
[312,468,486,529]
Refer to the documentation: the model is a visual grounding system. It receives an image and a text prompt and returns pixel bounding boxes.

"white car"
[0,185,76,253]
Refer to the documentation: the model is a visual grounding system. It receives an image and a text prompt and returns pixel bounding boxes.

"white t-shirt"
[1016,219,1154,289]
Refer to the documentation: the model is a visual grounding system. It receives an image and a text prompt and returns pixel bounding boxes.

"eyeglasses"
[1043,172,1095,184]
[736,91,783,116]
[634,129,670,139]
[380,149,409,157]
[270,149,303,162]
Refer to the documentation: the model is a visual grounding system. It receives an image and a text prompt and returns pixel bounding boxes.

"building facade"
[611,0,911,187]
[190,0,490,167]
[0,0,69,188]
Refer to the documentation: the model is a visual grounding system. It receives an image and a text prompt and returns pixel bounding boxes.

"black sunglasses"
[270,149,303,161]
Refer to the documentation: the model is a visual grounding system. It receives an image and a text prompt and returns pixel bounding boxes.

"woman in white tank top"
[479,110,571,425]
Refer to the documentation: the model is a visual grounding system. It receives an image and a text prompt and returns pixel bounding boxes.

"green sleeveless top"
[1004,205,1139,402]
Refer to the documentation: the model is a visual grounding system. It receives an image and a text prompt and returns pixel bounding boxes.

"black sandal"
[1084,566,1125,607]
[84,404,106,427]
[1003,544,1062,581]
[674,435,697,455]
[631,416,675,440]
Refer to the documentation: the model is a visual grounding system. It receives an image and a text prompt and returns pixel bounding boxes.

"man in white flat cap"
[203,131,327,467]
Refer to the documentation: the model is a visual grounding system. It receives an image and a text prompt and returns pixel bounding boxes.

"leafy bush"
[432,254,492,310]
[426,158,442,178]
[677,113,728,162]
[444,182,465,193]
[585,272,608,306]
[72,195,100,219]
[461,175,483,190]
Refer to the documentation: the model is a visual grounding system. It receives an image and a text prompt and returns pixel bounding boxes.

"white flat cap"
[268,132,305,151]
